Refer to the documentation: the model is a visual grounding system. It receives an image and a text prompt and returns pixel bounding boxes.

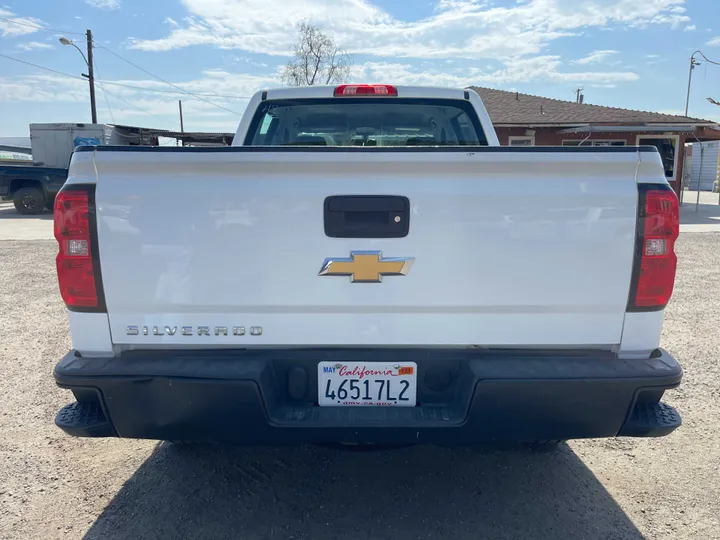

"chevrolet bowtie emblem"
[319,251,414,283]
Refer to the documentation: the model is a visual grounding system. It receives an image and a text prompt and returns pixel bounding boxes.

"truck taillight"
[628,185,679,311]
[54,187,104,310]
[334,84,398,96]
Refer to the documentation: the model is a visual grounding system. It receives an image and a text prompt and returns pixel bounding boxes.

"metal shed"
[687,141,720,191]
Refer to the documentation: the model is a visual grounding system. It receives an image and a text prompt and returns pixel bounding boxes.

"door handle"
[324,195,410,238]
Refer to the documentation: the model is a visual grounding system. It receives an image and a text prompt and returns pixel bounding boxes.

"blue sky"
[1,0,720,137]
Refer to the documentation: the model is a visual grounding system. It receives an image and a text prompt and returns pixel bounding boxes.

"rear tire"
[13,187,45,215]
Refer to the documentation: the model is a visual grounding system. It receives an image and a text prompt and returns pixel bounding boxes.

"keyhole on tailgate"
[394,215,401,223]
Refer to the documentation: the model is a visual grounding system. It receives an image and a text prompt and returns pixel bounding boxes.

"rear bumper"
[53,348,682,444]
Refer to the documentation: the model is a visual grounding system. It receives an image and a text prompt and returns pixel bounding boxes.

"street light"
[59,37,88,65]
[685,50,720,117]
[59,30,97,123]
[684,51,702,117]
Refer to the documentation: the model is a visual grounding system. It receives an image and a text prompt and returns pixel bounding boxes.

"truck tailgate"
[83,148,639,348]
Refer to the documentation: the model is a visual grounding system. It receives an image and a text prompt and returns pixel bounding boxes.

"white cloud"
[708,36,720,46]
[84,0,121,10]
[0,8,46,37]
[0,75,89,104]
[0,0,689,129]
[128,0,692,60]
[120,0,688,90]
[234,55,269,68]
[644,53,667,65]
[352,58,638,87]
[0,69,272,131]
[15,41,54,51]
[477,56,638,84]
[573,50,619,65]
[684,24,696,31]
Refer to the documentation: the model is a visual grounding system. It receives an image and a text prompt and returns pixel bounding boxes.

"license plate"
[318,362,417,407]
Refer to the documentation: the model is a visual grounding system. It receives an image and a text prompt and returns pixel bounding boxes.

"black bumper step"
[55,401,115,438]
[54,399,681,440]
[619,402,681,437]
[54,348,683,443]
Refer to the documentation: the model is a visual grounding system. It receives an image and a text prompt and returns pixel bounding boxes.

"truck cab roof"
[263,85,468,100]
[234,85,498,146]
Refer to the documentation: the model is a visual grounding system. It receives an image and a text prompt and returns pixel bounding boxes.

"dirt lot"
[1,235,719,540]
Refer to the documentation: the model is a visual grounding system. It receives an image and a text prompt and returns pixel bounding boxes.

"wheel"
[13,187,45,215]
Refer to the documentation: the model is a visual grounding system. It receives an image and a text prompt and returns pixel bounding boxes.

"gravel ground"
[0,236,719,540]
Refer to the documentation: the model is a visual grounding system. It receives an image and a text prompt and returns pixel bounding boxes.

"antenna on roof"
[515,92,519,100]
[575,87,585,104]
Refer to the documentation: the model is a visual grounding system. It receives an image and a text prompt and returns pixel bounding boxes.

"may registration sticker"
[318,362,418,407]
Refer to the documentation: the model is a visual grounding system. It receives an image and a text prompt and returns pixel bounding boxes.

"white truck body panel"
[66,147,651,350]
[67,311,114,357]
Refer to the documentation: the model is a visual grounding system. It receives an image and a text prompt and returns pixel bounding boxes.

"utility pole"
[59,31,97,123]
[178,100,185,146]
[685,52,701,117]
[86,29,97,124]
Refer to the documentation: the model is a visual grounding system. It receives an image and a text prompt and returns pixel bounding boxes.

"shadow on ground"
[84,443,642,540]
[0,204,52,220]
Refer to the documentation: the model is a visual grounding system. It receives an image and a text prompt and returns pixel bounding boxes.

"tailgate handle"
[324,196,410,238]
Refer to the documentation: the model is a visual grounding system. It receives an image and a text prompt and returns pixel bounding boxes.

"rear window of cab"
[244,98,488,147]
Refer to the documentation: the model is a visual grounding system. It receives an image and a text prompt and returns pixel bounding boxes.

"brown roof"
[471,86,715,126]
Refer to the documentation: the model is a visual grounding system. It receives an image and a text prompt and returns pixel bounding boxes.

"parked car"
[52,84,682,447]
[0,124,108,214]
[0,165,66,214]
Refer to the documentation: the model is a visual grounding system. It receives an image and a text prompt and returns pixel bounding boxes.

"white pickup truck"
[53,84,682,446]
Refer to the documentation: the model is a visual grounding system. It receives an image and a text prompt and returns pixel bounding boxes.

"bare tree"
[280,22,352,86]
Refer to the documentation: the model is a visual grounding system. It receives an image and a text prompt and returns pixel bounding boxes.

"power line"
[100,79,250,99]
[0,51,249,98]
[0,51,85,80]
[0,15,85,35]
[0,51,251,99]
[100,86,175,128]
[95,46,243,116]
[1,50,170,127]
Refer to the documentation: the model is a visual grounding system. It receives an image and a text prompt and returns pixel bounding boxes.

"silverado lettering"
[125,326,262,336]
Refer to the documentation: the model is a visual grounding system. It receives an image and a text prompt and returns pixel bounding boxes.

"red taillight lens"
[54,190,100,308]
[334,84,398,97]
[631,187,679,309]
